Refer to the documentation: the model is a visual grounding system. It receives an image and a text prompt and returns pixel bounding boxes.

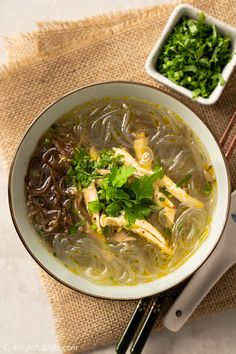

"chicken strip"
[83,181,101,231]
[133,132,153,170]
[113,147,203,209]
[100,214,173,255]
[157,175,204,209]
[113,147,152,176]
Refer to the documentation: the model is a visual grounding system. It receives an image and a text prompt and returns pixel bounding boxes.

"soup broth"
[25,97,216,285]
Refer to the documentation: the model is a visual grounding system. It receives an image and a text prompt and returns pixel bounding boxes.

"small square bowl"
[145,4,236,105]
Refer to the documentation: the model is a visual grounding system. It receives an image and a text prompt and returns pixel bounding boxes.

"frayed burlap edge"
[1,1,236,353]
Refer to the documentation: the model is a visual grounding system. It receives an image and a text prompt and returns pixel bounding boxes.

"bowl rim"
[8,80,231,300]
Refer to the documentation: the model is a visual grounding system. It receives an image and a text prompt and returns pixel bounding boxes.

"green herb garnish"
[69,224,78,235]
[203,182,212,195]
[131,173,160,201]
[68,148,165,225]
[176,174,192,188]
[98,164,164,224]
[88,200,100,213]
[109,165,135,188]
[96,150,122,169]
[67,148,121,189]
[105,201,121,217]
[156,13,232,99]
[153,159,165,179]
[91,224,98,231]
[102,226,110,236]
[124,204,152,225]
[67,148,95,188]
[69,220,86,235]
[43,137,51,146]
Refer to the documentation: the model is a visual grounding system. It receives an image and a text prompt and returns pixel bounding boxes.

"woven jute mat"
[1,0,236,353]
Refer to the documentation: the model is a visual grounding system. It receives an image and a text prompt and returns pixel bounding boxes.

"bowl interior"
[9,82,230,299]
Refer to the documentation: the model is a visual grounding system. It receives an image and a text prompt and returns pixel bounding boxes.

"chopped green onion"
[156,13,232,99]
[203,182,212,195]
[176,174,192,188]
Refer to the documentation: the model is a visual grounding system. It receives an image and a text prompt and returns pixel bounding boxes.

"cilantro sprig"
[67,148,95,188]
[156,13,232,99]
[98,164,164,225]
[67,147,165,225]
[88,200,100,213]
[67,148,121,189]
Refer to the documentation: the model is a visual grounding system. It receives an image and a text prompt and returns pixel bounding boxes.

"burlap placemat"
[1,0,236,353]
[4,2,177,64]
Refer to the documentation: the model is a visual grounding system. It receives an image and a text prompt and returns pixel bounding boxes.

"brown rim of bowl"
[8,80,231,300]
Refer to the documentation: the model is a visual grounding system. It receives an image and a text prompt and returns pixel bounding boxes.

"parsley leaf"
[69,224,78,235]
[69,220,85,235]
[96,150,121,169]
[98,164,157,224]
[131,160,164,201]
[67,148,122,190]
[68,148,165,226]
[106,201,121,217]
[67,148,95,189]
[109,165,135,188]
[124,205,152,225]
[131,174,157,201]
[88,200,100,213]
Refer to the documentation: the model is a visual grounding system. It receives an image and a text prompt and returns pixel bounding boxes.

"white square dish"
[145,4,236,105]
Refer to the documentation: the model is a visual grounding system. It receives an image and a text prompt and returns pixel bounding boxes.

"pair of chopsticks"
[116,295,165,354]
[220,110,236,159]
[116,110,236,354]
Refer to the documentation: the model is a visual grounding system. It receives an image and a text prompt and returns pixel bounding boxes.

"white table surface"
[0,1,236,353]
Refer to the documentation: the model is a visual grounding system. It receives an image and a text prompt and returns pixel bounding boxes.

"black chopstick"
[130,294,165,354]
[115,296,153,354]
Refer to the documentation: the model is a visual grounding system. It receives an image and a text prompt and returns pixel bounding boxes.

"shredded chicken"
[163,206,176,226]
[100,214,173,255]
[111,231,135,243]
[100,214,125,227]
[153,183,175,208]
[132,226,172,255]
[153,184,176,225]
[135,219,166,244]
[113,148,152,176]
[82,181,101,231]
[114,147,203,209]
[157,175,204,208]
[133,132,153,170]
[133,134,176,216]
[96,169,110,175]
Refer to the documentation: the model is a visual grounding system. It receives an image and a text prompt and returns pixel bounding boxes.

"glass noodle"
[25,97,216,285]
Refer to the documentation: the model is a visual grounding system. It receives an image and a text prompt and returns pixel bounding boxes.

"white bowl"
[8,82,231,299]
[145,4,236,105]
